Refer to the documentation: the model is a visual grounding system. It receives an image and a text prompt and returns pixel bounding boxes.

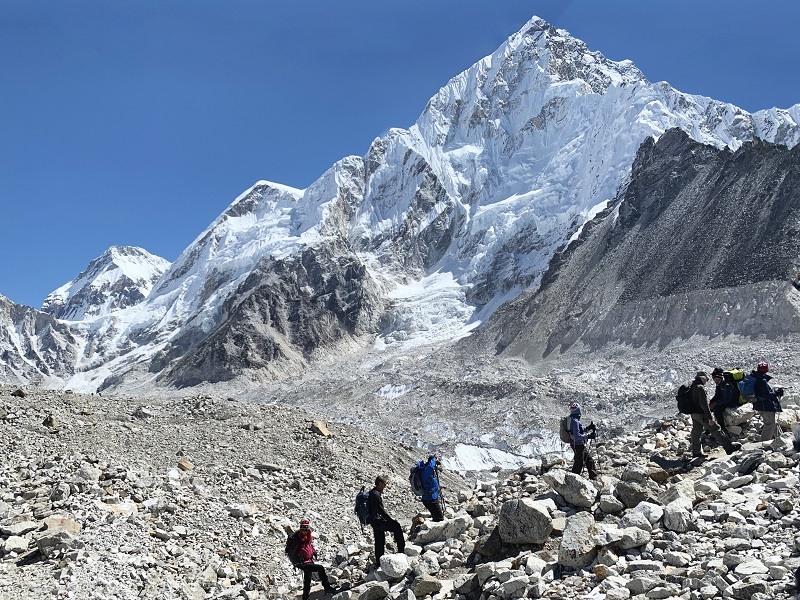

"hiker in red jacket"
[285,518,336,600]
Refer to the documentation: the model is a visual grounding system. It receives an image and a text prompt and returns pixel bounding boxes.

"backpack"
[738,374,757,402]
[354,486,370,527]
[559,416,573,443]
[676,384,697,414]
[725,368,745,382]
[409,465,424,497]
[284,531,302,566]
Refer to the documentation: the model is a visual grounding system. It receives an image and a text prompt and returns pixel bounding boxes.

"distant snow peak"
[41,245,171,321]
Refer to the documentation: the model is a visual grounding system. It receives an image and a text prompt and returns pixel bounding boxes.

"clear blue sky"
[2,0,799,309]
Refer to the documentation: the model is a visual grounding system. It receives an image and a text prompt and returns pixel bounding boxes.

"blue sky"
[2,0,799,309]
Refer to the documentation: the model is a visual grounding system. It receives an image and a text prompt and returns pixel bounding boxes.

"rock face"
[0,295,79,383]
[145,242,384,388]
[2,385,799,599]
[486,128,800,361]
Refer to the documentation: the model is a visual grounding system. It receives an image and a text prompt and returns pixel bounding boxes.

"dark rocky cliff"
[481,128,800,360]
[133,242,384,389]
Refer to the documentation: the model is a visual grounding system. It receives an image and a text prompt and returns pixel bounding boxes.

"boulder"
[311,421,330,436]
[414,514,471,544]
[410,575,442,597]
[379,553,409,579]
[497,499,553,544]
[558,511,598,569]
[356,581,390,600]
[542,469,598,508]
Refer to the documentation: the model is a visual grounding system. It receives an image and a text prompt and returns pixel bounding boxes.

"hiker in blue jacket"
[417,456,444,522]
[752,361,784,441]
[568,403,598,480]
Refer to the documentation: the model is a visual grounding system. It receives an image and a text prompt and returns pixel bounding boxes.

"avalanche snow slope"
[70,15,800,392]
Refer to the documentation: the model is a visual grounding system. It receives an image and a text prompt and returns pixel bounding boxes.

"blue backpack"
[738,375,756,401]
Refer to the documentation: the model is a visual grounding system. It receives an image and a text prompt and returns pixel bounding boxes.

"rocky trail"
[1,385,800,599]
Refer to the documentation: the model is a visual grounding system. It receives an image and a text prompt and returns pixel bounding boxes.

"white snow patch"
[376,384,413,399]
[443,443,532,472]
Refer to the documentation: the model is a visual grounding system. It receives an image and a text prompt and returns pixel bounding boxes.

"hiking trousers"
[758,411,779,441]
[371,518,405,561]
[690,413,734,455]
[571,443,597,479]
[422,498,444,522]
[299,562,332,600]
[711,407,731,437]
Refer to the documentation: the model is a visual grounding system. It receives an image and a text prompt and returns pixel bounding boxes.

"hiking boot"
[727,443,742,454]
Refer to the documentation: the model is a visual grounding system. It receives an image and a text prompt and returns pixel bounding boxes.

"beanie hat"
[569,402,582,416]
[757,361,769,373]
[711,367,724,377]
[695,371,708,379]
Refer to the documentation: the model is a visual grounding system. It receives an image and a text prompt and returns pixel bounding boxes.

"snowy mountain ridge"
[40,246,171,321]
[2,15,799,392]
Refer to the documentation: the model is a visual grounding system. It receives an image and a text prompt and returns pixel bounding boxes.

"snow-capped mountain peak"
[41,246,171,321]
[3,15,799,392]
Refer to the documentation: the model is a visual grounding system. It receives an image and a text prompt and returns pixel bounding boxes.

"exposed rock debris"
[2,385,799,599]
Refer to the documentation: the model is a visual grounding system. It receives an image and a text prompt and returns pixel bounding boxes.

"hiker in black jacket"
[689,371,741,458]
[709,367,736,437]
[367,474,405,563]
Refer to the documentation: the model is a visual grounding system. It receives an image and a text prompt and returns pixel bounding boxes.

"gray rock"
[558,511,598,569]
[414,514,471,544]
[542,469,598,508]
[498,498,553,544]
[497,575,529,600]
[663,498,693,533]
[1,520,38,536]
[3,535,29,554]
[410,575,442,597]
[627,576,660,595]
[379,553,409,579]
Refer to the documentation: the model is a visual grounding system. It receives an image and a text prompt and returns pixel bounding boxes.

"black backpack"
[676,384,697,414]
[284,531,302,567]
[559,416,573,443]
[354,486,370,529]
[409,465,424,497]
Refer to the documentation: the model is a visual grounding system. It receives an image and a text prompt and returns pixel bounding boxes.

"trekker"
[415,455,444,521]
[709,367,736,437]
[689,371,741,458]
[285,518,336,600]
[752,361,784,441]
[568,403,598,480]
[367,475,405,563]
